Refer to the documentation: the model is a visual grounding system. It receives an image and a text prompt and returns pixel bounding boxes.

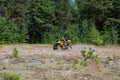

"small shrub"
[8,55,14,59]
[104,59,109,64]
[104,56,113,64]
[12,48,19,58]
[9,48,19,59]
[72,59,79,67]
[105,55,120,64]
[92,55,99,64]
[1,72,21,80]
[81,48,95,61]
[56,61,61,65]
[80,60,87,67]
[80,48,99,66]
[113,55,120,60]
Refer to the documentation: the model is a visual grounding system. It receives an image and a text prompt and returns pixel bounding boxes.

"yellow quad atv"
[53,40,72,50]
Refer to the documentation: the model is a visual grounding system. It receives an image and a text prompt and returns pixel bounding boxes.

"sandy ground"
[0,44,120,80]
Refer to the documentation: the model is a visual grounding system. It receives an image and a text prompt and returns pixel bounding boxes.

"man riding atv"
[53,37,72,50]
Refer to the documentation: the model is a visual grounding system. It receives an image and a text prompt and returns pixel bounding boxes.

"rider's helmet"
[57,41,63,46]
[67,40,71,43]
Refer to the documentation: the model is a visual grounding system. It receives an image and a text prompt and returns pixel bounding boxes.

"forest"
[0,0,120,45]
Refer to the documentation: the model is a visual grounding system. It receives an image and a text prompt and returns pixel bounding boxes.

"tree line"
[0,0,120,45]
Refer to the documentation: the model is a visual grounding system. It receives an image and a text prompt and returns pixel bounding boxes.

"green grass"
[1,72,21,80]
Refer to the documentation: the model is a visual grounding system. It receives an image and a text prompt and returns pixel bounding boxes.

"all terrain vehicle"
[53,37,72,50]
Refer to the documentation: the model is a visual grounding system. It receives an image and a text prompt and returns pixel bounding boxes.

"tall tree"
[0,0,29,43]
[55,0,72,31]
[28,0,56,43]
[75,0,120,44]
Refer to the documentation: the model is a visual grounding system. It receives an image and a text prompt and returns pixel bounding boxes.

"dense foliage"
[0,0,120,45]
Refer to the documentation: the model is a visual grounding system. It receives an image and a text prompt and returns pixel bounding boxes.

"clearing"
[0,44,120,80]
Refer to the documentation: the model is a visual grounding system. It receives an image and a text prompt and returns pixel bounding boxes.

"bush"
[0,17,28,44]
[63,24,80,43]
[80,60,87,66]
[102,27,119,45]
[79,20,91,43]
[81,48,95,61]
[88,24,103,45]
[41,24,80,44]
[12,48,19,58]
[80,48,99,66]
[1,72,21,80]
[9,48,19,58]
[79,20,103,45]
[102,20,119,45]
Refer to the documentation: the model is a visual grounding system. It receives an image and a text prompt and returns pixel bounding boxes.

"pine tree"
[28,0,56,43]
[55,0,72,31]
[0,0,28,43]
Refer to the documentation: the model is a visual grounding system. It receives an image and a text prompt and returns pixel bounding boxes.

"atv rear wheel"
[57,45,61,50]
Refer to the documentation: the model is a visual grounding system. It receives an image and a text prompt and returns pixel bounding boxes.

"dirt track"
[0,44,120,80]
